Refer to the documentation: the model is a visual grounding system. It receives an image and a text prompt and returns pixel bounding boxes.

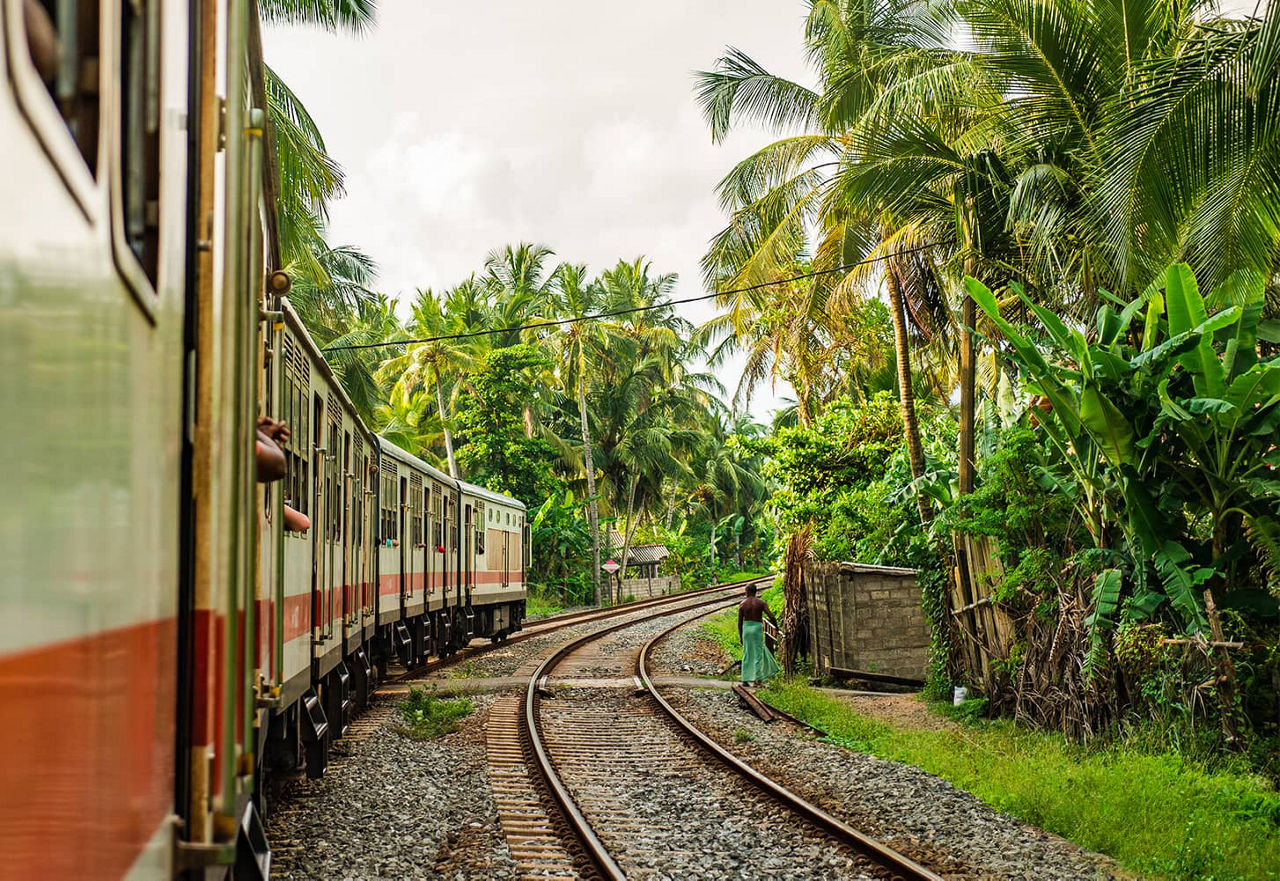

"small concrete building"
[606,531,678,599]
[805,561,931,682]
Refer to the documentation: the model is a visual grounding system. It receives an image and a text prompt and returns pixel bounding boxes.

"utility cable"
[321,242,939,352]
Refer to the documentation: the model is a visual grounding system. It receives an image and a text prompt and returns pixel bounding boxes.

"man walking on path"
[738,583,780,686]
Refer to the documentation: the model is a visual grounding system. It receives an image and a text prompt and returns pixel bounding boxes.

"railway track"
[387,577,768,688]
[512,580,943,880]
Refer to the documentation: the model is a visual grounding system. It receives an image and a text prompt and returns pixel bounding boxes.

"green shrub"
[395,687,474,740]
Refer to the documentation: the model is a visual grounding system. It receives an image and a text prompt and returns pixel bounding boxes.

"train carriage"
[0,0,195,876]
[2,0,530,877]
[459,480,528,641]
[257,297,380,781]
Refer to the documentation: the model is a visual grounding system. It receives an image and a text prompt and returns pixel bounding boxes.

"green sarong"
[741,620,780,683]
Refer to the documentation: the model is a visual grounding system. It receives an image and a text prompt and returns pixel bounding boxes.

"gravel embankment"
[651,611,734,677]
[652,624,1123,880]
[267,693,514,880]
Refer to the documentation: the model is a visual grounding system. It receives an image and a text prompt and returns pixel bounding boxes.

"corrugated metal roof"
[604,530,669,566]
[626,544,670,565]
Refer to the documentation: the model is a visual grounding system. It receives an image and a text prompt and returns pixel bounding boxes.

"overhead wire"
[321,242,940,352]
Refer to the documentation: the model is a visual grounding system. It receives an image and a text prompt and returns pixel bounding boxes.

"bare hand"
[258,416,291,445]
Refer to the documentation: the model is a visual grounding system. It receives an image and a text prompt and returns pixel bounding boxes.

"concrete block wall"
[807,561,931,680]
[618,575,682,601]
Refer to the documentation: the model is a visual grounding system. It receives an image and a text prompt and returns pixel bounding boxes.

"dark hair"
[746,583,758,596]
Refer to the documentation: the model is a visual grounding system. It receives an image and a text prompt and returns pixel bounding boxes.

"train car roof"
[375,438,526,511]
[278,298,379,448]
[457,478,527,511]
[374,436,457,486]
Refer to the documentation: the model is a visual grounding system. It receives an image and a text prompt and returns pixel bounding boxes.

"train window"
[432,489,444,548]
[11,0,101,177]
[410,474,423,546]
[474,502,485,555]
[327,421,340,536]
[379,463,397,543]
[117,0,160,285]
[280,337,310,525]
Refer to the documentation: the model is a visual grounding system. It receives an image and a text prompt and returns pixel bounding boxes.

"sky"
[262,1,814,422]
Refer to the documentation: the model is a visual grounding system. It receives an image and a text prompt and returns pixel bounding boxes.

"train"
[0,1,528,878]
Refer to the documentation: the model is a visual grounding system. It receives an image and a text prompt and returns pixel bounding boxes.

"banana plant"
[967,263,1280,645]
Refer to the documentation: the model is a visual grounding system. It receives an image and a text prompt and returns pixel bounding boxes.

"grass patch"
[447,660,491,680]
[761,679,1280,881]
[394,686,474,740]
[734,727,755,744]
[525,588,565,619]
[718,569,770,582]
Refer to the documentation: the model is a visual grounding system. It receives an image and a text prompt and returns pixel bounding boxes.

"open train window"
[409,474,423,546]
[7,0,101,204]
[115,0,160,286]
[103,0,163,319]
[281,337,310,526]
[432,487,443,548]
[379,462,398,544]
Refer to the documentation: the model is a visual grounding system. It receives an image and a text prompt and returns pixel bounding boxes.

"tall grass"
[763,680,1280,881]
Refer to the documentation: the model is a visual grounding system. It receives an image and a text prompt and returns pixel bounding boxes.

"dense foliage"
[698,0,1280,767]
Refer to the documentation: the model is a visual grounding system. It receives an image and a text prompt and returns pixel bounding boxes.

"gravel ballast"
[652,623,1123,880]
[266,693,514,880]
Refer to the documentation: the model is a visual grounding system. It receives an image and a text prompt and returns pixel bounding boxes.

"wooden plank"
[731,684,778,722]
[828,667,925,688]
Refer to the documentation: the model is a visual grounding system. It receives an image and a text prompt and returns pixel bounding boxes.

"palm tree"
[695,0,964,513]
[259,0,378,341]
[544,265,610,604]
[381,289,480,476]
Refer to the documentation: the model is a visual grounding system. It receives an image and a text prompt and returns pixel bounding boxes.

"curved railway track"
[515,581,943,881]
[388,577,765,686]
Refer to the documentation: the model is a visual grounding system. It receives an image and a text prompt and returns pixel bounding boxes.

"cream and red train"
[0,1,527,879]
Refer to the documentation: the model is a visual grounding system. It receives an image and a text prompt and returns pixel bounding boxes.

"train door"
[502,529,511,589]
[464,504,473,605]
[342,431,351,630]
[408,473,422,600]
[326,405,340,639]
[446,495,458,607]
[311,393,324,639]
[425,485,434,601]
[398,476,407,608]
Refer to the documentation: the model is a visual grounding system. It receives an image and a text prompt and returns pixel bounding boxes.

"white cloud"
[263,2,815,421]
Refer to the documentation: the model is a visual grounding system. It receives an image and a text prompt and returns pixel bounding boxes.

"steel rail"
[637,614,944,881]
[522,579,770,879]
[389,575,768,685]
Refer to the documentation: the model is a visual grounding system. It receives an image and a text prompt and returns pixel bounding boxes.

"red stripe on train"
[0,619,176,880]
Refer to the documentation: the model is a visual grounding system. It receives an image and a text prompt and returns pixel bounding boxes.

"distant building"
[605,530,670,580]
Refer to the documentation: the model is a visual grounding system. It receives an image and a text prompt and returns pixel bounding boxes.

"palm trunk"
[619,472,640,600]
[1209,519,1243,744]
[578,373,602,606]
[885,256,931,525]
[664,481,678,530]
[958,201,977,497]
[953,201,982,682]
[433,364,459,478]
[522,404,535,439]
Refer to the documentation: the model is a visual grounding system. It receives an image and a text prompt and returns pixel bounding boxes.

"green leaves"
[1153,543,1212,634]
[968,260,1280,636]
[1079,387,1133,466]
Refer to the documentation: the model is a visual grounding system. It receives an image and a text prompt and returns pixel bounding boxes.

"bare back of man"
[738,595,772,624]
